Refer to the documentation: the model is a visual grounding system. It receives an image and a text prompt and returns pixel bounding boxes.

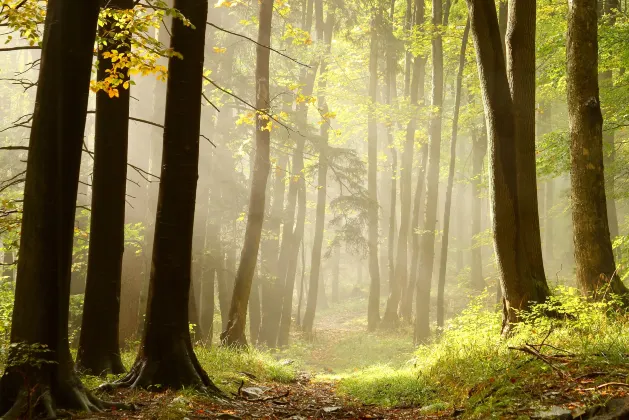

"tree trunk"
[221,0,274,346]
[383,0,405,327]
[506,0,548,294]
[302,4,335,335]
[296,238,306,327]
[470,125,487,291]
[0,0,104,416]
[332,246,340,302]
[436,18,470,330]
[258,156,287,347]
[76,0,133,376]
[600,0,620,241]
[415,0,444,344]
[2,251,13,283]
[277,179,306,346]
[114,0,219,390]
[567,0,628,298]
[400,0,427,320]
[367,9,382,332]
[465,0,550,333]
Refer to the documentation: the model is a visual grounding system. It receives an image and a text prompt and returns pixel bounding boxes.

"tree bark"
[465,0,551,333]
[221,0,274,346]
[567,0,628,298]
[415,0,444,344]
[436,18,470,330]
[506,0,548,294]
[76,0,133,376]
[0,0,104,416]
[114,0,220,390]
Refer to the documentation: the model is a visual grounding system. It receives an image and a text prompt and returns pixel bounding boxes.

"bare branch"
[206,21,309,67]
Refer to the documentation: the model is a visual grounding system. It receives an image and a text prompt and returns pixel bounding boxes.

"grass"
[333,287,629,418]
[80,345,297,394]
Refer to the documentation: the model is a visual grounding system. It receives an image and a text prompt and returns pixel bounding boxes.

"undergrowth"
[334,287,629,418]
[81,345,297,394]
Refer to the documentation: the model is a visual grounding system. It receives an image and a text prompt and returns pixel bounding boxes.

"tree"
[76,0,134,377]
[258,156,287,347]
[600,0,620,242]
[0,0,104,416]
[465,0,550,333]
[302,2,336,335]
[113,0,220,390]
[367,8,382,332]
[436,18,470,329]
[221,0,274,346]
[506,0,547,294]
[415,0,444,343]
[470,121,487,291]
[566,0,628,298]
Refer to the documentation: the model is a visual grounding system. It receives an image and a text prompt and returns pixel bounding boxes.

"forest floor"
[78,294,629,419]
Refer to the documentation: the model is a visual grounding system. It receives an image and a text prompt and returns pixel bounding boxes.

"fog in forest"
[0,0,628,418]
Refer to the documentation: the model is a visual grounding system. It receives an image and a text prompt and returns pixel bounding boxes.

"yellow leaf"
[213,46,227,54]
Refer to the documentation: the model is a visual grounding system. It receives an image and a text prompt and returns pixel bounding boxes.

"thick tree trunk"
[470,125,487,290]
[221,0,273,346]
[76,0,133,376]
[436,18,470,329]
[415,0,444,344]
[302,4,335,335]
[114,0,220,390]
[258,156,287,347]
[0,0,104,416]
[465,0,550,333]
[506,0,548,293]
[367,10,382,332]
[567,0,628,298]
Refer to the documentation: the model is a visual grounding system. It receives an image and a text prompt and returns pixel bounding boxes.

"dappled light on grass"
[335,288,629,417]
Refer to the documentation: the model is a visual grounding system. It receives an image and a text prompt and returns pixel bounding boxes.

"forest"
[0,0,628,418]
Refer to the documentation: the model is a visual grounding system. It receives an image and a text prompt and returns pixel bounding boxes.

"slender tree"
[600,0,620,241]
[567,0,629,298]
[221,0,274,346]
[302,3,336,335]
[258,156,287,347]
[0,0,105,416]
[76,0,134,376]
[436,18,470,329]
[470,122,487,290]
[415,0,444,343]
[112,0,221,390]
[367,9,382,331]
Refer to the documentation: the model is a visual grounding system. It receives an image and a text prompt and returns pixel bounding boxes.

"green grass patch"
[334,287,629,418]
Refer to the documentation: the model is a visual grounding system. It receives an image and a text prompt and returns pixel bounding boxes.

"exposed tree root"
[0,367,130,419]
[104,339,224,397]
